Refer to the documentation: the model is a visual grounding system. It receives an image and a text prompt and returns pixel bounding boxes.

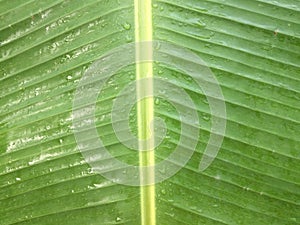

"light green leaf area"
[0,0,299,225]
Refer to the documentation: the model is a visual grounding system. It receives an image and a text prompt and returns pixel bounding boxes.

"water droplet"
[197,19,206,27]
[154,42,161,50]
[67,75,72,80]
[202,114,210,121]
[205,44,211,48]
[16,177,21,181]
[214,175,220,180]
[197,7,208,13]
[155,98,160,105]
[159,167,166,174]
[35,88,40,96]
[59,139,63,144]
[159,90,166,95]
[125,35,133,43]
[161,189,166,195]
[115,217,121,222]
[123,22,131,30]
[59,119,66,126]
[100,115,105,121]
[164,212,174,217]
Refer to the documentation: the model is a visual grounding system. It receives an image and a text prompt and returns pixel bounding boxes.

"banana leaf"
[0,0,299,224]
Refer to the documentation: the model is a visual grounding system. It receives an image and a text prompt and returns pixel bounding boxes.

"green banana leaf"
[0,0,299,224]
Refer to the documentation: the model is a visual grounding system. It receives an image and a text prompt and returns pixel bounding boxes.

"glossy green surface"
[0,0,299,224]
